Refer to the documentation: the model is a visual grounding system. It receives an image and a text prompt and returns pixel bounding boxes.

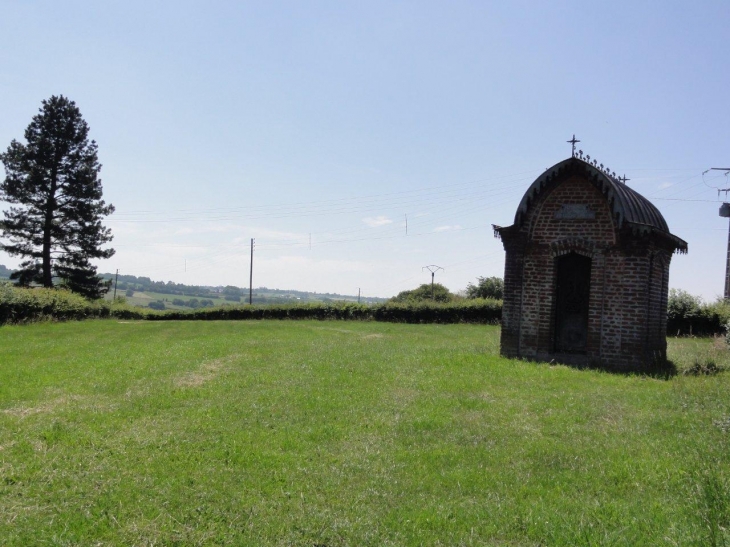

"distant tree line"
[390,276,504,304]
[172,298,215,308]
[105,273,219,298]
[98,273,387,304]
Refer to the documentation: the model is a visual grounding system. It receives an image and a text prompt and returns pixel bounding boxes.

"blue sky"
[1,1,729,298]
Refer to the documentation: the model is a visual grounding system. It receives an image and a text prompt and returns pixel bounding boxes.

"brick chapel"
[494,154,687,371]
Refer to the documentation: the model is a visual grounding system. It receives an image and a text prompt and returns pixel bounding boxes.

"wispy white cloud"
[433,225,462,232]
[657,182,674,190]
[362,216,393,227]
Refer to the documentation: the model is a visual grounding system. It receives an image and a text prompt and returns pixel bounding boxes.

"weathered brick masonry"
[495,157,687,371]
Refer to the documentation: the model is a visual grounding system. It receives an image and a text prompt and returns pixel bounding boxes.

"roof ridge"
[511,157,686,252]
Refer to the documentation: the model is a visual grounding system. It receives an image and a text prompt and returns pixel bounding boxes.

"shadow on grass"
[527,355,680,379]
[585,359,678,380]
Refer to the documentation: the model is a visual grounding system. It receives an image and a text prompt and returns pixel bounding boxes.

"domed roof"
[512,157,687,252]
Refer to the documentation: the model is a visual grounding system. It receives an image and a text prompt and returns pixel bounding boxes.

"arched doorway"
[554,253,591,353]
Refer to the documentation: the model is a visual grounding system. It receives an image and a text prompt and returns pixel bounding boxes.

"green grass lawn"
[0,321,728,546]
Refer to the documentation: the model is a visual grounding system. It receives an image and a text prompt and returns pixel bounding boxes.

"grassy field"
[106,290,367,309]
[105,290,228,309]
[0,321,729,546]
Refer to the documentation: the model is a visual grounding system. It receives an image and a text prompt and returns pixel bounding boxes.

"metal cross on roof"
[567,134,580,157]
[619,175,630,185]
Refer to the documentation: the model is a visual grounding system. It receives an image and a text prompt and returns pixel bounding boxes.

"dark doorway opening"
[554,253,591,354]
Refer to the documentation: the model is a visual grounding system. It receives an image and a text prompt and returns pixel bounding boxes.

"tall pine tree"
[0,95,115,298]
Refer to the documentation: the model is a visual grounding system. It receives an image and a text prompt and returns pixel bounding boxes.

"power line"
[105,183,528,224]
[99,189,518,279]
[653,197,727,203]
[253,190,522,250]
[105,170,536,225]
[65,165,721,292]
[110,190,517,256]
[111,168,542,217]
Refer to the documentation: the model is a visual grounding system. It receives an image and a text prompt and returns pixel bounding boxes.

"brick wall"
[499,170,674,371]
[528,176,616,245]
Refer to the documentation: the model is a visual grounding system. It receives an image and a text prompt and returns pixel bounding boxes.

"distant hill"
[97,272,388,305]
[0,265,385,304]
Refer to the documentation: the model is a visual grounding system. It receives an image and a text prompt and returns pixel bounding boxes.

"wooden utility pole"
[713,168,730,300]
[720,203,730,300]
[725,212,730,301]
[249,238,254,305]
[358,288,361,304]
[113,269,119,300]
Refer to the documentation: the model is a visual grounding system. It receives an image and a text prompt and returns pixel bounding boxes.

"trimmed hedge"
[0,284,502,326]
[666,290,730,336]
[0,284,112,324]
[2,283,728,335]
[667,305,730,337]
[0,284,154,323]
[144,298,503,324]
